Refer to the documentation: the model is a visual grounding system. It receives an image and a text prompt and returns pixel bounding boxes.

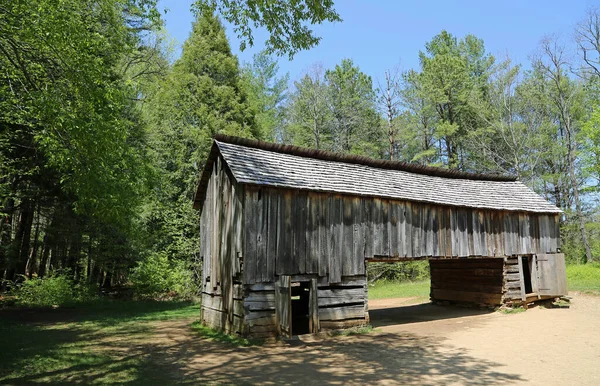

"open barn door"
[275,275,292,338]
[535,253,567,297]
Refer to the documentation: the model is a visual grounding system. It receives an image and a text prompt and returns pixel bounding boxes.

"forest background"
[2,0,600,301]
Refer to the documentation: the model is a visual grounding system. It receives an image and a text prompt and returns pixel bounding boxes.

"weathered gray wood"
[256,188,267,282]
[342,197,354,276]
[307,195,320,274]
[293,191,307,274]
[381,199,390,256]
[536,253,567,296]
[265,191,278,281]
[318,288,365,306]
[244,188,258,284]
[310,278,319,333]
[352,197,365,275]
[318,194,330,277]
[517,255,527,301]
[329,195,343,283]
[275,275,291,338]
[318,304,366,321]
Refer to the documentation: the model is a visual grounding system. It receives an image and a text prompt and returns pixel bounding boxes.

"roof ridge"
[214,134,518,182]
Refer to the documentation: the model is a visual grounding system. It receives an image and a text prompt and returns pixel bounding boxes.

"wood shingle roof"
[194,135,561,214]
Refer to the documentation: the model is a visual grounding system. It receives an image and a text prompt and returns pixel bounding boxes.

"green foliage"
[12,272,98,307]
[194,0,341,58]
[130,253,196,299]
[500,306,526,314]
[241,51,290,141]
[368,280,430,300]
[284,59,382,156]
[190,321,261,346]
[566,262,600,295]
[368,261,430,283]
[332,325,376,336]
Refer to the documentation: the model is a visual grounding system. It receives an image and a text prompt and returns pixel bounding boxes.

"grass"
[0,300,199,385]
[566,262,600,295]
[500,306,526,314]
[368,279,430,300]
[190,321,261,346]
[332,325,378,336]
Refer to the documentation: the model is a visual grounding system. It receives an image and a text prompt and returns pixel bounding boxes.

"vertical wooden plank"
[404,201,413,257]
[329,195,342,283]
[381,199,390,256]
[389,201,399,257]
[436,206,446,257]
[396,201,406,257]
[309,278,320,333]
[450,207,457,257]
[517,256,527,301]
[352,197,365,275]
[411,203,421,257]
[466,209,474,257]
[318,194,330,277]
[265,190,278,281]
[342,197,354,276]
[503,212,512,256]
[472,209,481,256]
[478,211,487,257]
[307,194,320,274]
[363,198,373,258]
[277,191,293,275]
[294,191,307,274]
[256,189,267,282]
[431,205,439,257]
[444,207,452,257]
[372,198,382,256]
[243,188,258,284]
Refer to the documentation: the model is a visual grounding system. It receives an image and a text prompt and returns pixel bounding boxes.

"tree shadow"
[1,302,524,385]
[370,302,493,328]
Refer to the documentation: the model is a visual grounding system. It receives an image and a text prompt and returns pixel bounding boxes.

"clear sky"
[159,0,598,83]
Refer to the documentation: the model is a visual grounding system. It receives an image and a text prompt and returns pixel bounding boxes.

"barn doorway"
[291,282,311,335]
[521,256,534,294]
[275,276,319,338]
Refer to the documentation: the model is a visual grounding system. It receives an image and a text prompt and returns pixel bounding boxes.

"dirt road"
[150,293,600,385]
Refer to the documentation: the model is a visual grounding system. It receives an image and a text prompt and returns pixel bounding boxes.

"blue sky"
[159,0,597,83]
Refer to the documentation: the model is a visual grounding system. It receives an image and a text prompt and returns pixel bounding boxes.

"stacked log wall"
[429,258,505,305]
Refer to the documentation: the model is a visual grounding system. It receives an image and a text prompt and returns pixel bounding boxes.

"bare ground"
[140,293,600,385]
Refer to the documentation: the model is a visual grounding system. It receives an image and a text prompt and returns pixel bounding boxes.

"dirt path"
[143,292,600,385]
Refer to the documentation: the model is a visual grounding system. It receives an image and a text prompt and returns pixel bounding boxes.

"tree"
[0,0,159,282]
[325,59,381,156]
[143,10,257,263]
[376,68,403,160]
[533,37,592,262]
[284,64,331,149]
[241,51,289,141]
[417,31,495,169]
[193,0,341,58]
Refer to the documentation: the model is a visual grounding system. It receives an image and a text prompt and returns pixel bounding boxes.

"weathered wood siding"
[199,156,244,334]
[243,186,560,284]
[430,258,505,305]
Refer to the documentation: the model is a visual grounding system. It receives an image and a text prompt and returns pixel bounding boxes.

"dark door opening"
[521,256,533,294]
[291,281,310,335]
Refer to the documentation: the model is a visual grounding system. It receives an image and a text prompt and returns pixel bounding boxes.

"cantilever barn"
[194,135,566,339]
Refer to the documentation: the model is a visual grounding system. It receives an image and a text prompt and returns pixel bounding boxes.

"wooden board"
[275,275,291,338]
[535,253,567,297]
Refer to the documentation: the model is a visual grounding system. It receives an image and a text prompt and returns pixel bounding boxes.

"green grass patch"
[0,300,199,385]
[368,279,430,300]
[190,321,261,346]
[332,325,377,336]
[500,306,526,314]
[567,263,600,295]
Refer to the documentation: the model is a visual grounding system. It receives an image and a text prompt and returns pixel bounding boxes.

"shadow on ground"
[0,301,523,385]
[369,302,493,328]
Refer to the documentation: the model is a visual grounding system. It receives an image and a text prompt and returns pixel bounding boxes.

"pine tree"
[144,10,257,262]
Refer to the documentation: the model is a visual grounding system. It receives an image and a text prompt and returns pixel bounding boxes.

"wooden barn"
[194,135,566,339]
